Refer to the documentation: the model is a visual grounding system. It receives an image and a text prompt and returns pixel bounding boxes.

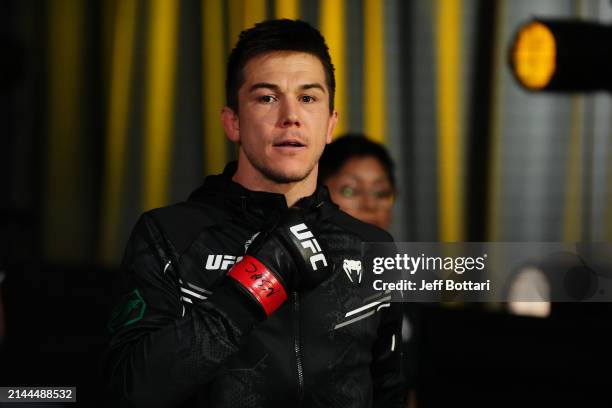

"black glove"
[226,207,331,317]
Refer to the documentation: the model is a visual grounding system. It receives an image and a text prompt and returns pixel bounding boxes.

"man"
[105,19,404,407]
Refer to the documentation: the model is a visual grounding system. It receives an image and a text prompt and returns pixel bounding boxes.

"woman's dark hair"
[226,19,335,114]
[318,134,396,188]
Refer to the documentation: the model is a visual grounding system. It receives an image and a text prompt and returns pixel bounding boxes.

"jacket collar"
[188,162,336,226]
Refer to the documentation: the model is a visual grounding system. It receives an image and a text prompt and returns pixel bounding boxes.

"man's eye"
[300,95,316,103]
[259,95,277,103]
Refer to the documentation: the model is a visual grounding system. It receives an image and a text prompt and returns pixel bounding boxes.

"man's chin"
[260,165,313,184]
[266,170,310,184]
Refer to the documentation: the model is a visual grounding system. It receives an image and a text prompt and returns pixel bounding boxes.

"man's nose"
[279,99,301,128]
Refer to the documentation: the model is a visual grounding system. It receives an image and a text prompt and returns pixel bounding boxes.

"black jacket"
[105,163,404,407]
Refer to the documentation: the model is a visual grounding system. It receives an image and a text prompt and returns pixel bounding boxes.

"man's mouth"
[273,140,305,148]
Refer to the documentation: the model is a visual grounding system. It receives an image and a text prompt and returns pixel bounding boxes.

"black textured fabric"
[104,162,405,407]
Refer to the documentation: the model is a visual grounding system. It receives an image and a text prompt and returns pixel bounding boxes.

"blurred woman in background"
[318,134,396,230]
[319,135,418,408]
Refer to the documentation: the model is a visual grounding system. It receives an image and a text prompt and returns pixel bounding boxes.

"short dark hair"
[318,134,396,188]
[226,19,336,114]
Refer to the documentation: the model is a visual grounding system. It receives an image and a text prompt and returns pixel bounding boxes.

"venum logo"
[343,259,362,283]
[289,223,328,271]
[205,255,243,271]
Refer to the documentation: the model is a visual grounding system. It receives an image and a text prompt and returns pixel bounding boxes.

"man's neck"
[232,160,318,208]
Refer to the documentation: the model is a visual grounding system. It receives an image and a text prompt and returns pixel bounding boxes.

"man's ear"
[221,107,240,142]
[325,110,339,144]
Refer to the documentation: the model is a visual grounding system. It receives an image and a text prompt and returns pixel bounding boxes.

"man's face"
[222,51,337,184]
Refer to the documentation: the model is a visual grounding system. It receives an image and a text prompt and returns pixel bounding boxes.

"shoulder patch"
[108,289,147,333]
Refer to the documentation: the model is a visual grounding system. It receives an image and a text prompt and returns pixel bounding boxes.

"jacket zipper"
[293,291,304,406]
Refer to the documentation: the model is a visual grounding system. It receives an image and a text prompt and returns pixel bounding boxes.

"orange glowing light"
[512,21,557,90]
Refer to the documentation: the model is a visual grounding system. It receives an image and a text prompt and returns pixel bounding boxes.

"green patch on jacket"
[108,289,146,333]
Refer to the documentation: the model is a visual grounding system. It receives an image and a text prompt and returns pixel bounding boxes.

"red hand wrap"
[227,255,288,316]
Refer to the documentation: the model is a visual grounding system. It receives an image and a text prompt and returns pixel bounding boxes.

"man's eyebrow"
[248,82,326,93]
[302,83,326,93]
[248,83,280,93]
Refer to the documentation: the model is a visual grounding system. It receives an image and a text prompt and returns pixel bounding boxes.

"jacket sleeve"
[371,300,406,407]
[104,214,259,407]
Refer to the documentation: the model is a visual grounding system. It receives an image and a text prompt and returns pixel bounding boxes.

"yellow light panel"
[512,21,557,89]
